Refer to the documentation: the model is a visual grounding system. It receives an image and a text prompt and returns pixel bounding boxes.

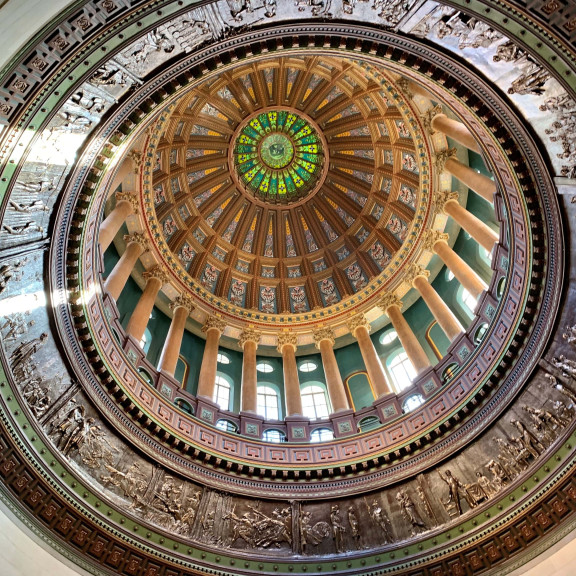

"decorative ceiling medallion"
[232,109,326,205]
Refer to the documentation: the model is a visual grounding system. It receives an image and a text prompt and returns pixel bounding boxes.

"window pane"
[389,351,416,392]
[301,385,330,419]
[257,386,279,420]
[213,375,231,410]
[310,428,334,442]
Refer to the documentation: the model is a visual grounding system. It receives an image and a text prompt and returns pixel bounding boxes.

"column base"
[373,393,402,422]
[239,411,265,438]
[285,415,310,442]
[329,409,356,438]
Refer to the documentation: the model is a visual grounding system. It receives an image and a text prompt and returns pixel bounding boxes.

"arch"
[216,419,238,433]
[137,366,154,386]
[345,372,375,411]
[300,384,330,420]
[175,354,189,387]
[358,416,381,433]
[140,326,152,353]
[174,397,194,415]
[403,394,424,413]
[310,428,334,442]
[257,385,281,420]
[262,429,286,443]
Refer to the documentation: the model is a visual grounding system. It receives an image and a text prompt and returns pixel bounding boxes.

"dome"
[0,1,574,576]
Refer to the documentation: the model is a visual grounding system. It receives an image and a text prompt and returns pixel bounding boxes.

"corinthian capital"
[434,147,457,173]
[313,326,335,348]
[143,265,169,285]
[126,149,144,174]
[116,191,139,214]
[377,293,403,313]
[422,229,449,252]
[277,332,298,353]
[420,104,444,136]
[347,313,370,336]
[434,190,459,215]
[396,77,414,100]
[170,293,195,314]
[202,315,226,334]
[238,328,261,349]
[404,264,430,287]
[123,231,149,251]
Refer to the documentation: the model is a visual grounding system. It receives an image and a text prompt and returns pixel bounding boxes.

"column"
[107,150,144,196]
[125,266,168,343]
[421,105,481,153]
[157,294,195,376]
[239,328,261,413]
[103,232,149,301]
[435,191,499,253]
[99,192,139,253]
[405,264,463,342]
[196,316,227,400]
[424,230,487,299]
[313,327,350,413]
[436,148,496,203]
[347,314,392,398]
[277,332,303,416]
[377,294,431,374]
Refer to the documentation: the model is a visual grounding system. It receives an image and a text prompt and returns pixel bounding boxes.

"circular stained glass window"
[233,109,325,204]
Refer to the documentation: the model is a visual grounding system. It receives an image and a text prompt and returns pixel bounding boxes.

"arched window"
[257,386,280,420]
[217,352,231,365]
[139,327,152,353]
[310,428,334,442]
[263,429,286,443]
[174,398,194,415]
[137,367,154,386]
[379,330,398,345]
[301,385,330,420]
[358,416,381,433]
[213,374,231,411]
[256,361,274,373]
[461,287,478,314]
[388,351,416,392]
[403,394,424,413]
[216,419,238,433]
[299,361,317,373]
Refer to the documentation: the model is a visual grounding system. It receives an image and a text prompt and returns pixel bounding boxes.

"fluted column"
[157,294,195,376]
[196,316,227,400]
[278,332,303,416]
[377,294,431,374]
[405,264,464,342]
[436,191,499,253]
[103,232,149,301]
[347,314,391,398]
[126,266,169,343]
[239,328,261,413]
[424,230,487,299]
[421,105,481,153]
[436,148,496,203]
[314,327,349,413]
[99,192,139,253]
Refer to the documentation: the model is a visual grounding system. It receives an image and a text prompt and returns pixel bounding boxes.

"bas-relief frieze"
[4,301,576,559]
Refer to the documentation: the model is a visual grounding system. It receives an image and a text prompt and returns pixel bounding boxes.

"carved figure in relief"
[14,178,56,195]
[552,355,576,378]
[561,325,576,347]
[347,506,361,548]
[511,419,544,459]
[294,0,331,17]
[49,404,85,450]
[299,511,330,553]
[1,222,44,235]
[433,11,501,49]
[79,423,119,468]
[62,416,96,457]
[8,200,49,213]
[438,469,467,516]
[21,377,50,418]
[493,437,525,474]
[101,462,148,508]
[396,490,427,535]
[524,404,569,432]
[493,40,528,64]
[89,61,142,88]
[508,63,551,96]
[122,30,175,70]
[486,459,509,491]
[180,491,202,535]
[475,471,498,498]
[0,261,24,295]
[330,505,346,553]
[9,332,48,377]
[372,0,413,26]
[416,486,435,523]
[367,500,392,542]
[232,505,292,549]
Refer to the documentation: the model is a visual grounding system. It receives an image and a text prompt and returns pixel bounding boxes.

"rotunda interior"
[0,1,575,575]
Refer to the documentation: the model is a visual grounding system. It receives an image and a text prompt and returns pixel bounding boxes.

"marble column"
[126,265,168,343]
[436,191,499,254]
[436,148,496,203]
[347,314,391,398]
[313,327,350,413]
[157,294,195,377]
[406,264,464,342]
[239,328,261,414]
[377,294,431,374]
[278,332,303,417]
[196,316,227,401]
[421,105,481,153]
[103,232,149,301]
[99,192,139,253]
[424,230,488,299]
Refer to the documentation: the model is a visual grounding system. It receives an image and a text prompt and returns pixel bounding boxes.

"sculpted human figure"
[49,404,85,450]
[348,506,361,548]
[369,500,392,543]
[396,490,427,535]
[330,505,346,553]
[10,332,48,375]
[438,469,467,516]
